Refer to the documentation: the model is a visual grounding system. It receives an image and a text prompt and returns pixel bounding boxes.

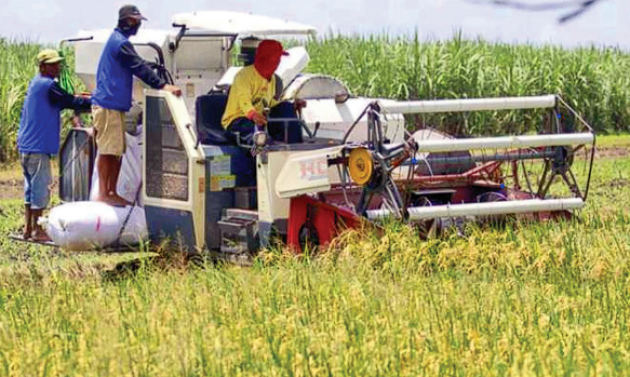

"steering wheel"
[296,103,316,140]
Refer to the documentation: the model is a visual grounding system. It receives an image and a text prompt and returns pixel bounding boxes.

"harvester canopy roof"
[171,11,317,37]
[76,29,172,45]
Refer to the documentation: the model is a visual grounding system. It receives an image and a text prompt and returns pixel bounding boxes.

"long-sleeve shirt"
[92,28,166,112]
[119,42,166,90]
[48,82,92,112]
[221,65,280,129]
[18,74,92,154]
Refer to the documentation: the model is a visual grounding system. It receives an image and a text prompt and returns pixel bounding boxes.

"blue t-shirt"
[17,75,62,155]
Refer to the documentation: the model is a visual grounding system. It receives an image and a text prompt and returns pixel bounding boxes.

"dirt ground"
[590,146,630,159]
[0,178,21,201]
[0,169,58,201]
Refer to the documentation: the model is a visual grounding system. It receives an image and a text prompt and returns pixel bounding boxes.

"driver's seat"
[195,92,234,146]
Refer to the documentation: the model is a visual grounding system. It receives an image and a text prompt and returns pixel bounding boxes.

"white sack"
[90,132,143,206]
[41,201,148,251]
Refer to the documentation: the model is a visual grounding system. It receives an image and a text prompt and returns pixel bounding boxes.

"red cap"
[257,39,289,57]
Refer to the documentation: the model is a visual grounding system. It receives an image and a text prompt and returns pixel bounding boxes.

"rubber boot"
[31,208,51,243]
[23,204,32,240]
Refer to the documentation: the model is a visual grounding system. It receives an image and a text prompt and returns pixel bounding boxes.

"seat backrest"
[195,92,235,145]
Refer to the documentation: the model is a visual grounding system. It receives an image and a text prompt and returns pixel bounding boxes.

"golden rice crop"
[0,141,629,376]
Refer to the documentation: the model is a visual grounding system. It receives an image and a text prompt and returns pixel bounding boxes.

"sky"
[0,0,628,49]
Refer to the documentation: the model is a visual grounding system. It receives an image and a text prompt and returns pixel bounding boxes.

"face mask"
[129,23,141,36]
[119,20,141,36]
[254,41,284,80]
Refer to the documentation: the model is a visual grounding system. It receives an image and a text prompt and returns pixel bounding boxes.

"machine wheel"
[412,197,440,239]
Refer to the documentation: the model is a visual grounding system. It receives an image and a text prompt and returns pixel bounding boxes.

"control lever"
[253,100,271,149]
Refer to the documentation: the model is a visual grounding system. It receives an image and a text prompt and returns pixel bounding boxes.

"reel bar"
[366,198,584,221]
[412,133,593,153]
[399,149,558,166]
[381,95,556,114]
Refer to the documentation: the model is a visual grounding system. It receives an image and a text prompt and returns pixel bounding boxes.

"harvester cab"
[59,11,595,257]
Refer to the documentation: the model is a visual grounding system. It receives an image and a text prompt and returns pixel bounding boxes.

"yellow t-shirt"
[221,65,279,129]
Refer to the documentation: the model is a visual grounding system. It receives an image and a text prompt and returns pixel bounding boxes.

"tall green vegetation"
[2,34,630,161]
[0,39,41,162]
[307,33,630,135]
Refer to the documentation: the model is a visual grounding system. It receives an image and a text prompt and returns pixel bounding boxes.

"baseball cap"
[258,40,290,57]
[119,5,148,21]
[37,49,64,65]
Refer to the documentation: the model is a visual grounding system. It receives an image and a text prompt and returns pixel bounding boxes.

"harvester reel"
[339,106,418,221]
[529,145,583,200]
[345,147,407,220]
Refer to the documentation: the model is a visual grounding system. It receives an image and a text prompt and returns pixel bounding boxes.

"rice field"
[2,35,630,376]
[0,146,630,375]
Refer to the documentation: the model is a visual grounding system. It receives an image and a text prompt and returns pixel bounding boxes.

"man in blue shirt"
[92,5,181,207]
[17,49,92,241]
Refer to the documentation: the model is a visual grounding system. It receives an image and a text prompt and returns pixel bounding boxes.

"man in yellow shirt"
[221,39,305,145]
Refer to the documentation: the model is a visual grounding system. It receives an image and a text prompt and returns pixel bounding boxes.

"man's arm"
[119,41,166,89]
[48,83,92,112]
[119,42,182,96]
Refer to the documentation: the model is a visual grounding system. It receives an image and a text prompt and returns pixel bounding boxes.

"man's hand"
[294,98,307,111]
[163,84,182,97]
[72,114,82,128]
[250,111,268,126]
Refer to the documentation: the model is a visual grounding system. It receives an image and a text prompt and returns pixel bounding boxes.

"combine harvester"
[52,11,594,258]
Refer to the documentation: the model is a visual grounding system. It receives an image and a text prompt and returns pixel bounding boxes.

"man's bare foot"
[32,230,52,243]
[23,228,32,240]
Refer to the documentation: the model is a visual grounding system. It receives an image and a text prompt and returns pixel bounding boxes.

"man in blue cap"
[92,4,182,207]
[17,49,92,241]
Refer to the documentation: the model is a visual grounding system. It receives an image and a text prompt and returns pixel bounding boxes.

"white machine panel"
[74,29,171,94]
[274,146,345,199]
[301,98,406,143]
[174,37,226,72]
[215,46,310,90]
[276,47,310,87]
[282,74,349,100]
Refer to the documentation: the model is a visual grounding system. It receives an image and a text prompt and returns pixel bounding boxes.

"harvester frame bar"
[381,95,557,114]
[411,133,593,153]
[367,198,585,221]
[405,149,557,165]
